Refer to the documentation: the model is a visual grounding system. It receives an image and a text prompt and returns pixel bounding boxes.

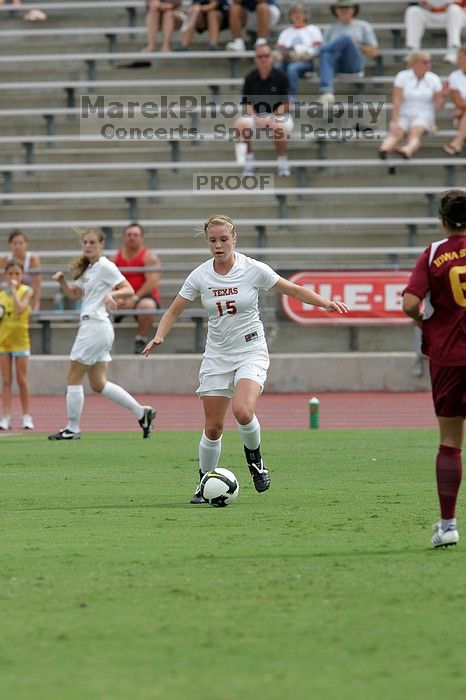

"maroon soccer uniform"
[404,234,466,367]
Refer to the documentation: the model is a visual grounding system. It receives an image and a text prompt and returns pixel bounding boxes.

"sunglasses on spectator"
[256,53,272,58]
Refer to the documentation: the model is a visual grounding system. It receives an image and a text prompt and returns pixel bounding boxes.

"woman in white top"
[379,50,444,159]
[48,227,156,440]
[142,215,348,503]
[0,229,42,311]
[443,44,466,155]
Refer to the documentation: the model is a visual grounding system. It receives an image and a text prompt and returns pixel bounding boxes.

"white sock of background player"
[101,381,145,419]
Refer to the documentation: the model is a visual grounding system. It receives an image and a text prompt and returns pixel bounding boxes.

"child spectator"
[0,229,42,312]
[0,259,34,431]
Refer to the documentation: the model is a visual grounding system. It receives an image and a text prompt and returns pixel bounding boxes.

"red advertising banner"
[281,271,413,325]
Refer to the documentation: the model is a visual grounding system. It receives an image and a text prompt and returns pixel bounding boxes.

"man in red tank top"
[113,223,161,354]
[403,189,466,549]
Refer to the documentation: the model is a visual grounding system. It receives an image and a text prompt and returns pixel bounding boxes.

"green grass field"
[1,428,465,700]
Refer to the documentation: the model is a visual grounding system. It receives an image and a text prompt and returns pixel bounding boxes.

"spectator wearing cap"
[318,0,379,104]
[378,51,445,159]
[404,1,466,66]
[226,0,281,51]
[275,4,322,101]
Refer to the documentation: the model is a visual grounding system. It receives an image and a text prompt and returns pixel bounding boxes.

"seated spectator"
[442,44,466,154]
[378,51,444,159]
[275,4,322,101]
[233,43,293,176]
[178,0,230,50]
[404,1,466,66]
[318,0,379,104]
[142,0,185,52]
[0,229,41,311]
[113,223,161,354]
[226,0,281,51]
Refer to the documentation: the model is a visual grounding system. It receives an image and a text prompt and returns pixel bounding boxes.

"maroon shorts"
[429,362,466,418]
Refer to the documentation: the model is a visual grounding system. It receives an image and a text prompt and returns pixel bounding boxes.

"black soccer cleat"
[247,460,271,492]
[48,428,81,441]
[189,470,208,504]
[138,407,156,438]
[244,446,270,493]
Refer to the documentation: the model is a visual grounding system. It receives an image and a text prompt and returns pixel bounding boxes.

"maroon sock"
[436,444,462,519]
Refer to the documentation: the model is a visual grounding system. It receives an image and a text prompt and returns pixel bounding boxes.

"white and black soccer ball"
[0,304,4,320]
[200,468,239,507]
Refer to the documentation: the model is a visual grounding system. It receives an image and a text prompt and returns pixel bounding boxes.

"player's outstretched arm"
[273,277,349,314]
[141,294,191,356]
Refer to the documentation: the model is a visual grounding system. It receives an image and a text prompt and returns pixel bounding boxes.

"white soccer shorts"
[196,349,270,398]
[70,318,114,365]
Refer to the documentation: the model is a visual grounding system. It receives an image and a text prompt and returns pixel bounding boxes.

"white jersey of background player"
[143,215,348,503]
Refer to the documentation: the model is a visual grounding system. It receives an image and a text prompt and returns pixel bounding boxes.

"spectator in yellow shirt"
[0,259,34,430]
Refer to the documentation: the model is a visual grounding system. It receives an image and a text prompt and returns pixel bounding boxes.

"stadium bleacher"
[0,0,465,374]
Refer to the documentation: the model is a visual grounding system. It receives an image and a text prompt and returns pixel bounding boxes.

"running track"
[1,393,437,434]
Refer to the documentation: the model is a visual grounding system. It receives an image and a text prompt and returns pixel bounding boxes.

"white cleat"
[0,416,11,430]
[22,414,34,430]
[431,522,459,548]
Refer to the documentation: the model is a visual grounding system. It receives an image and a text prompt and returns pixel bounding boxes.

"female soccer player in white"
[142,215,348,502]
[48,227,156,440]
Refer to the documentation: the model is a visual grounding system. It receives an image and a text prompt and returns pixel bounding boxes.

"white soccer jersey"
[179,252,280,357]
[74,256,126,321]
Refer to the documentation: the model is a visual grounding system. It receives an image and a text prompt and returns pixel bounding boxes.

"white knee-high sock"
[199,431,222,474]
[101,381,143,419]
[66,384,84,432]
[237,414,261,450]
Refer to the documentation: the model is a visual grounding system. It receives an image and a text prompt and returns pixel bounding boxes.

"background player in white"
[48,227,156,440]
[142,215,348,503]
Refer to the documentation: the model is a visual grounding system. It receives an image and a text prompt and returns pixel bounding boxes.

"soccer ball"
[200,468,239,507]
[0,304,4,320]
